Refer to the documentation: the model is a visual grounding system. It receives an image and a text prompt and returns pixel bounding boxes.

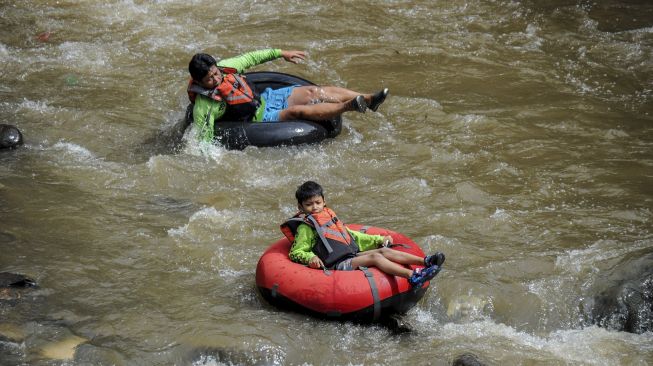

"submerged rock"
[0,323,26,343]
[181,346,278,366]
[383,314,413,334]
[39,335,87,360]
[453,353,487,366]
[584,251,653,334]
[0,124,23,149]
[0,272,36,288]
[0,272,36,304]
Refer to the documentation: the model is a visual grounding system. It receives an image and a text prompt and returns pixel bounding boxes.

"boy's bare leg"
[357,248,424,266]
[351,253,413,278]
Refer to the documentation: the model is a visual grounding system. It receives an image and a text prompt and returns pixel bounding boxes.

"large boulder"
[583,250,653,334]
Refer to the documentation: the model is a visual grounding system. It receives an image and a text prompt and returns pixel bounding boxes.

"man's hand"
[281,50,306,64]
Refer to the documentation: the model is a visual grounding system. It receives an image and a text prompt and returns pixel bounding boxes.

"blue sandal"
[424,252,445,267]
[408,265,441,288]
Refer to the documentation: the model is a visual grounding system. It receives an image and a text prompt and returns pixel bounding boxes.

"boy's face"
[299,195,325,215]
[200,65,223,89]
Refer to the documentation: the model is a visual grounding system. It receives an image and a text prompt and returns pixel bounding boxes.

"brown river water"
[1,1,652,365]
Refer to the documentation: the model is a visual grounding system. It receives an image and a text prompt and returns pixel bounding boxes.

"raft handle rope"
[360,266,381,322]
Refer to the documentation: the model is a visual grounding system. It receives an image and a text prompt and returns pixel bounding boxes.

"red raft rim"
[255,224,432,323]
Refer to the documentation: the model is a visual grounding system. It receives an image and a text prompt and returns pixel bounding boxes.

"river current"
[1,1,652,365]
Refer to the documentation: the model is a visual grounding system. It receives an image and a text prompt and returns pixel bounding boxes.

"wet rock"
[383,314,413,334]
[39,335,87,360]
[453,353,486,366]
[0,323,26,343]
[584,251,653,334]
[73,342,127,365]
[0,231,17,244]
[0,124,23,149]
[181,346,277,366]
[0,272,36,288]
[0,272,36,304]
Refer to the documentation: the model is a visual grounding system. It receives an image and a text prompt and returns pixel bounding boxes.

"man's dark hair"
[295,181,324,204]
[188,53,216,82]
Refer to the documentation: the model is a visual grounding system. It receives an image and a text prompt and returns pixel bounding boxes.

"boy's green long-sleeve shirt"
[289,223,385,265]
[192,48,283,142]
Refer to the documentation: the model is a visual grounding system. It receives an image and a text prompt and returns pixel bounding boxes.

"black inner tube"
[184,72,342,149]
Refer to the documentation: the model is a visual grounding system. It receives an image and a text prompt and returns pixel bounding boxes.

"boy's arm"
[289,224,318,265]
[217,49,283,73]
[348,229,384,252]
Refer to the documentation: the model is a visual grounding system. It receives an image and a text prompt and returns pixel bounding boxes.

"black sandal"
[369,88,389,112]
[350,95,367,113]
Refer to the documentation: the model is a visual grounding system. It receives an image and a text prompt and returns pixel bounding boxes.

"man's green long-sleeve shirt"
[192,49,283,142]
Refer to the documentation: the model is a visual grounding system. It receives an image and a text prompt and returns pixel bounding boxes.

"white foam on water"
[57,42,110,69]
[216,268,249,280]
[439,319,653,365]
[46,141,122,172]
[51,141,97,161]
[167,206,251,241]
[168,206,221,237]
[17,99,60,114]
[490,208,511,221]
[555,239,643,274]
[181,128,229,163]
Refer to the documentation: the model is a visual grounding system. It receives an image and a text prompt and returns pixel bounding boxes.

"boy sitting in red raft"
[282,181,445,288]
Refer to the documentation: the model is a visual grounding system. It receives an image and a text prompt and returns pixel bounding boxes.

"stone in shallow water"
[585,251,653,334]
[453,353,487,366]
[0,323,26,343]
[0,273,36,288]
[39,335,87,360]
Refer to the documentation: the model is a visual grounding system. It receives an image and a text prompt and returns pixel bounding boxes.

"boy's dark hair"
[188,53,216,82]
[295,181,324,204]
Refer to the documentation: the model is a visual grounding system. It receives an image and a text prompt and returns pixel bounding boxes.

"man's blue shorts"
[258,86,298,122]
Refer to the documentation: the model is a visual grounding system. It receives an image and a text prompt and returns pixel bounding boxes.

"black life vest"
[281,207,359,269]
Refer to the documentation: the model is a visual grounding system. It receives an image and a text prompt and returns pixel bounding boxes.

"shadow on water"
[587,1,653,32]
[130,106,192,161]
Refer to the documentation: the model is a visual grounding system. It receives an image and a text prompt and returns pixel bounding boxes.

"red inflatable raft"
[256,224,433,323]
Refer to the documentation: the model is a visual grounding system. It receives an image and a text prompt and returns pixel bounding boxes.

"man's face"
[299,195,325,216]
[200,65,223,89]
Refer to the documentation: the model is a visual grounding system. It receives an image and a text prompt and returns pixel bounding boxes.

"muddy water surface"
[1,1,652,365]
